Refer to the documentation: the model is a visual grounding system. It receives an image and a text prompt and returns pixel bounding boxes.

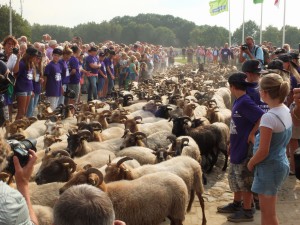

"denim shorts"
[252,160,289,195]
[15,91,32,97]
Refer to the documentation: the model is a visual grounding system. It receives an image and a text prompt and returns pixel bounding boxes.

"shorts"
[15,91,32,97]
[252,160,289,195]
[228,159,253,192]
[68,83,80,101]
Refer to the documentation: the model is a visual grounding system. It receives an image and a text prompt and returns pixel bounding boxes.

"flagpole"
[229,0,231,46]
[259,2,263,44]
[242,0,245,43]
[282,0,286,46]
[9,0,12,35]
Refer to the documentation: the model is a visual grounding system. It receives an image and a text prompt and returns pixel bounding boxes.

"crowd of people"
[1,33,300,225]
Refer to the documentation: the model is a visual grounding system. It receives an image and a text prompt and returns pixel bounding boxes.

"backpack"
[254,46,269,66]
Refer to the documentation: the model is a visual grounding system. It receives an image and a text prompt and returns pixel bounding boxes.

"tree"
[31,24,73,43]
[282,25,300,49]
[232,20,260,45]
[153,26,176,46]
[262,25,280,47]
[0,4,31,41]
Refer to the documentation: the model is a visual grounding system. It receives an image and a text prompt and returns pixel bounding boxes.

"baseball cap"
[289,52,300,60]
[99,51,105,57]
[52,48,63,55]
[88,46,98,52]
[242,59,267,74]
[267,59,288,72]
[26,47,39,56]
[228,72,256,87]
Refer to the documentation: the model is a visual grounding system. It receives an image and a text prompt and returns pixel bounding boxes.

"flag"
[209,0,228,16]
[253,0,263,4]
[274,0,279,6]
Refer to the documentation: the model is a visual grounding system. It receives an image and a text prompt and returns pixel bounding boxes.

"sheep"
[33,205,53,225]
[116,146,157,165]
[103,156,206,225]
[172,116,227,173]
[119,129,147,149]
[211,87,231,109]
[59,169,188,225]
[206,106,226,124]
[12,119,47,139]
[146,130,173,150]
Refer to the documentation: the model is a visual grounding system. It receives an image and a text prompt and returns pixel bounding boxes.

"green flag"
[253,0,264,3]
[209,0,228,16]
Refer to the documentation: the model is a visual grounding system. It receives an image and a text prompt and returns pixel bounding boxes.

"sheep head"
[120,130,147,149]
[35,149,76,185]
[152,146,173,163]
[104,157,133,183]
[67,129,92,158]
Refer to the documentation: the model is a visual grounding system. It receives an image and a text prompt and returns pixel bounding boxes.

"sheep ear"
[83,164,92,170]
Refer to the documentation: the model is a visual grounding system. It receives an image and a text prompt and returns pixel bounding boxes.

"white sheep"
[33,205,53,225]
[116,146,156,165]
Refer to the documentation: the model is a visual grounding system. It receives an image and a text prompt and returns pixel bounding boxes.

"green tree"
[153,26,176,46]
[31,24,73,43]
[262,25,281,47]
[281,25,300,49]
[0,4,31,41]
[232,20,260,45]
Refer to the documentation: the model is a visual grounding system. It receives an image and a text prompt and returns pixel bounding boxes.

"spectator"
[292,87,300,126]
[15,47,39,119]
[104,50,116,97]
[182,47,186,59]
[53,184,125,225]
[212,46,219,64]
[217,72,264,223]
[0,136,39,225]
[97,51,108,100]
[239,36,264,66]
[282,43,291,53]
[247,73,291,225]
[85,46,100,101]
[46,40,58,61]
[44,48,63,110]
[68,45,82,104]
[220,43,233,66]
[168,46,175,67]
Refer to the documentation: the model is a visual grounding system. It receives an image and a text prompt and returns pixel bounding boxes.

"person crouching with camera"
[239,36,264,67]
[0,137,39,225]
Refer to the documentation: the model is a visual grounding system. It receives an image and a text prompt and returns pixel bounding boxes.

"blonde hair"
[62,45,73,55]
[260,73,290,103]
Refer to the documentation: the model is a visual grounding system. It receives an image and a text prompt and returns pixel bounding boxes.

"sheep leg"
[169,219,183,225]
[220,148,228,171]
[187,190,195,212]
[196,192,207,225]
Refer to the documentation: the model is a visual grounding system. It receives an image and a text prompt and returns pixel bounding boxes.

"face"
[245,38,254,48]
[4,39,16,54]
[52,54,61,63]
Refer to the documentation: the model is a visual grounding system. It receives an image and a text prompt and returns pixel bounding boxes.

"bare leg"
[259,194,279,225]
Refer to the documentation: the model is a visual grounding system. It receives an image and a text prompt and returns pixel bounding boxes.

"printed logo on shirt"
[232,111,242,118]
[110,64,114,69]
[27,73,33,80]
[55,73,62,81]
[35,74,40,82]
[230,120,237,134]
[66,69,70,77]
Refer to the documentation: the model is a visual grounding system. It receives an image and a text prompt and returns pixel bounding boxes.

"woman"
[97,51,108,100]
[26,51,44,117]
[14,47,38,119]
[247,73,292,225]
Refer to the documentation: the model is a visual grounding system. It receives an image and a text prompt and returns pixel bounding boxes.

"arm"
[292,88,300,126]
[248,118,261,144]
[12,54,21,74]
[89,63,101,69]
[14,150,39,225]
[247,126,272,171]
[239,47,246,63]
[106,65,114,80]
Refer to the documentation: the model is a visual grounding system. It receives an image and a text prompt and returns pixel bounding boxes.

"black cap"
[88,46,98,52]
[278,53,292,62]
[267,59,286,71]
[52,48,63,55]
[228,72,256,87]
[242,59,266,74]
[289,52,300,60]
[274,48,286,55]
[99,51,105,57]
[26,47,39,56]
[109,50,116,55]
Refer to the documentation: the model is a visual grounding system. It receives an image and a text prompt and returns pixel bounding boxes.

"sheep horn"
[181,138,190,145]
[182,116,192,121]
[101,110,112,117]
[134,116,143,122]
[167,135,176,144]
[119,115,128,123]
[0,172,10,181]
[133,131,147,139]
[57,156,77,173]
[116,157,133,167]
[77,121,88,130]
[28,116,38,124]
[90,121,102,132]
[51,150,71,158]
[85,168,103,186]
[7,133,25,141]
[78,129,92,139]
[67,104,75,109]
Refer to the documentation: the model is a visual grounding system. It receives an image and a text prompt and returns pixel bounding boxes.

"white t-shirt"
[7,54,18,72]
[260,105,292,133]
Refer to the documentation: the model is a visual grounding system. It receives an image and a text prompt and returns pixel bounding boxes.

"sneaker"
[217,202,242,213]
[227,209,254,223]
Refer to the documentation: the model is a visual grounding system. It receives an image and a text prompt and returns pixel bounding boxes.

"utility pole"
[20,0,23,17]
[9,0,12,35]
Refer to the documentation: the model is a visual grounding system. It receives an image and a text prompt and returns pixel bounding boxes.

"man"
[46,40,57,61]
[220,43,233,65]
[217,72,264,223]
[239,36,264,66]
[53,184,125,225]
[0,135,39,225]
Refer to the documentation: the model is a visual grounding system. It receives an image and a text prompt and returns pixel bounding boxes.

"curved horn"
[182,116,192,121]
[51,150,71,158]
[78,129,92,138]
[85,168,103,186]
[167,135,176,144]
[101,110,112,116]
[134,116,143,122]
[0,172,10,181]
[133,131,147,139]
[57,156,77,173]
[77,121,88,130]
[90,121,102,132]
[181,138,190,145]
[116,156,133,167]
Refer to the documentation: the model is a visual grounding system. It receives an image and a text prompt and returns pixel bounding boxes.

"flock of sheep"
[1,63,237,225]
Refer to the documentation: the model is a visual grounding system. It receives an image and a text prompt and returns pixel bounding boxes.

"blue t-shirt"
[98,61,107,79]
[104,57,114,76]
[44,61,62,97]
[85,55,99,74]
[69,56,80,84]
[243,45,264,65]
[230,94,264,164]
[15,60,34,92]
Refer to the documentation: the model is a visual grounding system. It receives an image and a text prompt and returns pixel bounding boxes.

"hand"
[247,134,255,145]
[114,220,126,225]
[247,159,254,172]
[111,75,115,80]
[14,149,37,187]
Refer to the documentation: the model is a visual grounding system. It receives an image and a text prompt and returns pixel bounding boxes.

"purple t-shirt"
[32,71,42,94]
[69,56,80,84]
[44,61,62,97]
[230,94,264,164]
[104,57,114,76]
[15,60,34,92]
[85,55,99,74]
[58,59,70,85]
[246,84,269,113]
[98,61,107,79]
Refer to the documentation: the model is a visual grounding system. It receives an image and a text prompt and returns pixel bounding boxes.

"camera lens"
[20,138,37,151]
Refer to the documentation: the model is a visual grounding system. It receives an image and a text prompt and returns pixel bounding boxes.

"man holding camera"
[239,36,264,66]
[0,139,39,225]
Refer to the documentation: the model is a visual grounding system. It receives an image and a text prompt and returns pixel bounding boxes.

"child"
[217,72,264,223]
[247,73,292,225]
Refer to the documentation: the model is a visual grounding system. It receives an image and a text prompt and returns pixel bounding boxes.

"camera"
[12,47,19,55]
[241,44,248,51]
[5,138,37,175]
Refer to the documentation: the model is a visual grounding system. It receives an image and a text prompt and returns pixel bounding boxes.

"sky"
[4,0,299,32]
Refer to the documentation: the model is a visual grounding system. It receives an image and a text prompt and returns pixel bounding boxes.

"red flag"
[274,0,279,6]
